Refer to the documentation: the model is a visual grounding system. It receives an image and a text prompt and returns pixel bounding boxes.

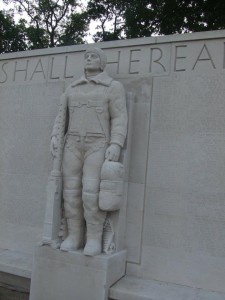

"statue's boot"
[60,188,84,251]
[60,218,84,251]
[82,181,106,256]
[84,223,103,256]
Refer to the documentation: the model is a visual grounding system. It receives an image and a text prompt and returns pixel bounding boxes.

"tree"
[1,0,225,52]
[123,0,157,38]
[59,11,89,46]
[87,0,125,42]
[3,0,89,47]
[24,24,49,49]
[185,0,225,32]
[0,10,27,53]
[124,0,225,37]
[87,0,225,41]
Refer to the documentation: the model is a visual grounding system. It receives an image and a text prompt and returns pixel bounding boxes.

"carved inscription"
[50,57,60,80]
[192,44,216,70]
[13,60,29,81]
[174,45,187,72]
[30,59,46,80]
[129,49,141,74]
[150,48,166,72]
[107,51,121,74]
[0,40,224,84]
[64,56,74,79]
[0,62,8,83]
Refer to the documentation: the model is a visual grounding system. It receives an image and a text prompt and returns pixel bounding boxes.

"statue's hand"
[105,144,121,162]
[50,135,58,158]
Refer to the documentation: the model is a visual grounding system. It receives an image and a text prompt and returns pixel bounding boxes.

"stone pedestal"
[29,246,126,300]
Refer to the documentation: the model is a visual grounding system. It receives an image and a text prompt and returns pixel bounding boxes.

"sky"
[0,0,101,44]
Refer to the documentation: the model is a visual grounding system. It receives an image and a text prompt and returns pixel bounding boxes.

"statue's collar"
[71,72,113,87]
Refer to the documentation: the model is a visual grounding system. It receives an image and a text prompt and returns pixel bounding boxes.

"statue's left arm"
[105,81,128,161]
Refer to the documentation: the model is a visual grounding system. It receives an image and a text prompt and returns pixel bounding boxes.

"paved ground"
[0,287,29,300]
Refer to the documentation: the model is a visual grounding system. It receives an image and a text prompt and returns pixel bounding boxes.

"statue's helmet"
[84,47,107,71]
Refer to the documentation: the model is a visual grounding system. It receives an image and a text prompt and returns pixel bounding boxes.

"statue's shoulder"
[110,79,123,87]
[65,76,86,94]
[110,78,125,94]
[99,72,123,90]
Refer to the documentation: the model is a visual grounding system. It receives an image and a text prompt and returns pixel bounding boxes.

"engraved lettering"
[107,51,121,74]
[50,57,60,79]
[13,60,29,81]
[149,48,166,72]
[64,56,74,79]
[0,62,8,83]
[174,45,187,72]
[192,44,216,70]
[129,49,141,74]
[30,59,46,80]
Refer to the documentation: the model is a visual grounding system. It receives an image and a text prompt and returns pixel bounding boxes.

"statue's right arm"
[50,132,58,158]
[50,93,68,158]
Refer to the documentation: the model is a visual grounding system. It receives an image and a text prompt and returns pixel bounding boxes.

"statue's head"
[84,47,107,73]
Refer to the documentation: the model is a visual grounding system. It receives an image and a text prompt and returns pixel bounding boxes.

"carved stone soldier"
[51,47,127,256]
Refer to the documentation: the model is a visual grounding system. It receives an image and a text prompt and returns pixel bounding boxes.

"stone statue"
[50,47,128,256]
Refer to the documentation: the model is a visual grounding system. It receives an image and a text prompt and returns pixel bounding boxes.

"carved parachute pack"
[99,160,124,211]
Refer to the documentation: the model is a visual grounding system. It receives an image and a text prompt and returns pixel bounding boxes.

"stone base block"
[29,246,126,300]
[109,276,225,300]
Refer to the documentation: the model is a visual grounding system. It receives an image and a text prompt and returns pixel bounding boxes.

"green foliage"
[0,10,27,53]
[59,12,89,46]
[124,0,225,38]
[123,0,157,38]
[1,0,225,52]
[87,0,125,41]
[3,0,89,48]
[184,0,225,31]
[25,26,49,49]
[87,0,225,40]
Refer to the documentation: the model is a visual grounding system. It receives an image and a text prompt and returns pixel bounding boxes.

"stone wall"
[0,30,225,293]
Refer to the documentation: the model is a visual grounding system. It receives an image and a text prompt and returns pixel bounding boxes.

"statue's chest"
[68,93,105,108]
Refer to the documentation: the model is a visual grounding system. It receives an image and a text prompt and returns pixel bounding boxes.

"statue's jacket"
[52,72,128,148]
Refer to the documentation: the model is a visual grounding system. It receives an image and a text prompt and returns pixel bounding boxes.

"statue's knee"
[63,176,82,190]
[82,178,100,194]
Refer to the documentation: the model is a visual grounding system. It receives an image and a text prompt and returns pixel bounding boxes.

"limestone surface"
[48,47,128,256]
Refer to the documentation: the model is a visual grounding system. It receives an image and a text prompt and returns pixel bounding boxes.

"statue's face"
[84,52,101,72]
